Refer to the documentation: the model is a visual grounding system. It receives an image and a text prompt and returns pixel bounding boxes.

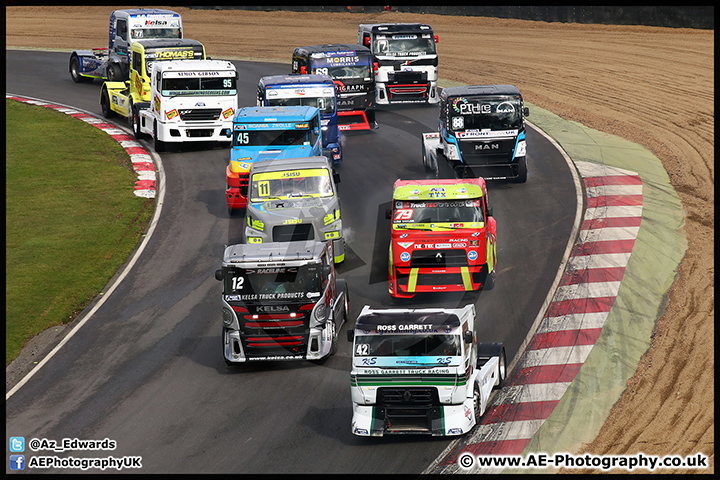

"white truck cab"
[347,304,506,436]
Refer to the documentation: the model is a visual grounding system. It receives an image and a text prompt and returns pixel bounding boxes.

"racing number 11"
[258,181,270,197]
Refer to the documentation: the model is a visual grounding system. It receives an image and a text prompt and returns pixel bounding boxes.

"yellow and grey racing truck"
[347,304,506,436]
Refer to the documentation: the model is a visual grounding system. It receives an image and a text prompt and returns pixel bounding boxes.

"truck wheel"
[153,123,165,153]
[511,156,528,183]
[100,89,115,118]
[106,63,122,82]
[483,266,496,290]
[473,384,485,420]
[422,143,433,172]
[69,55,91,83]
[329,320,338,356]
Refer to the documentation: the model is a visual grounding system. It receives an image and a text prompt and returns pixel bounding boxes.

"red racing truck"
[387,178,497,298]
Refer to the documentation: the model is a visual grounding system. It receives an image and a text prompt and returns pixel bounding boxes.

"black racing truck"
[292,43,377,130]
[422,85,530,182]
[215,240,348,364]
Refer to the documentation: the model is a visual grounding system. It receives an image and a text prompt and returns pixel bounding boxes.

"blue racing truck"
[422,85,530,183]
[225,105,323,215]
[257,74,342,165]
[292,44,377,130]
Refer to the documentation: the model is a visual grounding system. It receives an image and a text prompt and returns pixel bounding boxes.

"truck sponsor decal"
[456,129,519,139]
[222,108,234,119]
[166,108,179,120]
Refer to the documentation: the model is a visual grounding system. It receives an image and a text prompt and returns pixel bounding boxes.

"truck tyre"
[153,122,165,153]
[106,63,122,82]
[473,384,485,420]
[511,156,528,183]
[69,55,91,83]
[100,89,115,118]
[483,266,496,290]
[422,142,433,172]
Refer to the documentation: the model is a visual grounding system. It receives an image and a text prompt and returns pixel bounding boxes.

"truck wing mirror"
[464,330,474,344]
[385,208,392,219]
[487,206,493,218]
[434,35,439,43]
[333,171,341,184]
[215,269,223,281]
[523,107,529,117]
[347,330,354,341]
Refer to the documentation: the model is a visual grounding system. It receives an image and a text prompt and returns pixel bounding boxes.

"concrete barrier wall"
[191,6,713,29]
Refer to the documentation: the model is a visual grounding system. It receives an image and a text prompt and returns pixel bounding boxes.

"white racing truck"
[69,8,183,83]
[100,58,238,152]
[347,304,506,436]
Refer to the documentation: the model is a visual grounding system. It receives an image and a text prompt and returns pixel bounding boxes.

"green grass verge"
[5,99,154,365]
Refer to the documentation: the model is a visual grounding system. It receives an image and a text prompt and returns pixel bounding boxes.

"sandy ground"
[5,6,713,473]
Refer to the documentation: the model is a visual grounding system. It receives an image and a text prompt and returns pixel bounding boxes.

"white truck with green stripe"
[347,304,506,436]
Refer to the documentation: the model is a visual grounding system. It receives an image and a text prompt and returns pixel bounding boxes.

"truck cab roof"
[114,8,180,17]
[359,23,434,33]
[222,240,327,266]
[233,105,320,123]
[259,74,334,87]
[132,38,202,49]
[152,58,235,72]
[440,84,522,99]
[250,155,333,174]
[392,178,486,201]
[293,44,371,56]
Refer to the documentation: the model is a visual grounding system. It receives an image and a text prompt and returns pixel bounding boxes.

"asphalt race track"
[5,50,577,474]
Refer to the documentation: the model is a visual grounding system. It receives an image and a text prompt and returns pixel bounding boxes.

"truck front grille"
[410,249,468,267]
[273,224,314,242]
[178,108,222,121]
[377,387,440,406]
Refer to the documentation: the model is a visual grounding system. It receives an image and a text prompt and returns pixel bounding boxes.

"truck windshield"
[223,264,323,298]
[355,334,459,357]
[250,168,334,201]
[375,34,436,56]
[233,129,311,147]
[448,96,523,132]
[392,199,484,225]
[317,65,372,80]
[161,76,237,96]
[265,95,336,115]
[131,28,181,40]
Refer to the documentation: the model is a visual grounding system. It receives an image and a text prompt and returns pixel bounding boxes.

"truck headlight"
[324,230,340,240]
[515,140,527,158]
[312,303,328,326]
[446,143,459,159]
[222,307,234,327]
[247,237,263,244]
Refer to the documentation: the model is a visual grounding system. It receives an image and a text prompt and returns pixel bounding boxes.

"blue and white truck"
[257,74,342,165]
[69,8,184,83]
[225,105,323,215]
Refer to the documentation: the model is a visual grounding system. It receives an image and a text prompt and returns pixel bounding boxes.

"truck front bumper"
[351,399,475,436]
